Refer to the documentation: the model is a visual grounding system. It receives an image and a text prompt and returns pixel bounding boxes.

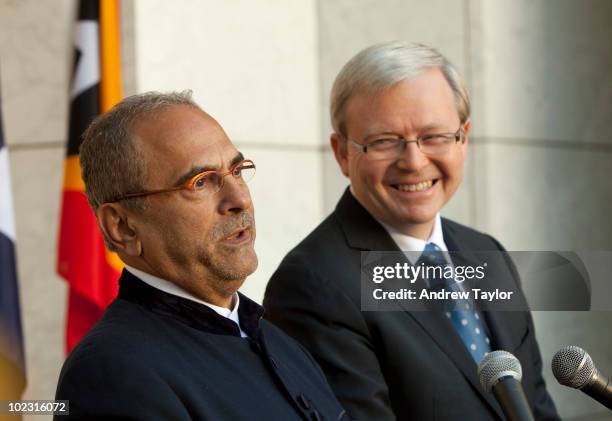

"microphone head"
[551,345,595,389]
[478,350,523,392]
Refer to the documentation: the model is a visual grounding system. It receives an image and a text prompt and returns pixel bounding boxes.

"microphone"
[478,350,535,421]
[552,345,612,410]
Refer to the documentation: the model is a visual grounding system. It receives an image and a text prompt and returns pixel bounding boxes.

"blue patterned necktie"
[419,242,492,363]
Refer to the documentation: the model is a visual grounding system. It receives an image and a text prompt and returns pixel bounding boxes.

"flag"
[57,0,124,353]
[0,74,26,399]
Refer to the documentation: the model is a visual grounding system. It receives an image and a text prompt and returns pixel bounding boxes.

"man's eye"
[193,175,208,189]
[422,134,452,144]
[369,138,398,149]
[232,166,243,177]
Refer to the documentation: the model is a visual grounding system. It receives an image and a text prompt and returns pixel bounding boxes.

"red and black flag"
[57,0,123,353]
[0,70,26,400]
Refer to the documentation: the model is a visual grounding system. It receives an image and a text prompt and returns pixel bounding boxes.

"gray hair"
[80,90,201,250]
[330,41,470,136]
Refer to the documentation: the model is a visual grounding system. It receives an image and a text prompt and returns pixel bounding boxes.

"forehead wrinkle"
[362,126,398,138]
[414,121,458,132]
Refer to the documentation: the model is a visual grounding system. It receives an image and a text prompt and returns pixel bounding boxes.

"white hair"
[330,41,470,135]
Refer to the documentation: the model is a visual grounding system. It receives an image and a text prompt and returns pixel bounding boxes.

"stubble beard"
[202,211,258,282]
[199,244,258,283]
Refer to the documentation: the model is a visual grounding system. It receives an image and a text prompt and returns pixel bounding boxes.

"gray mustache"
[212,212,255,240]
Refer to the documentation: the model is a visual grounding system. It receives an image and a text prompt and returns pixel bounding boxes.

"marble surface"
[120,0,137,97]
[133,0,320,147]
[479,141,612,250]
[475,0,612,143]
[9,146,66,405]
[0,0,74,146]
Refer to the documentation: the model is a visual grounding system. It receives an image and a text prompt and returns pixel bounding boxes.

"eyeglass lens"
[365,134,458,161]
[193,163,256,193]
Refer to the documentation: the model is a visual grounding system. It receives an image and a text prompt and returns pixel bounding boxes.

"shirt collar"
[378,213,447,253]
[118,269,264,338]
[124,265,245,337]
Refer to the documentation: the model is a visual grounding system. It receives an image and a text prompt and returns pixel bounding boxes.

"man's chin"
[222,251,258,281]
[240,252,259,278]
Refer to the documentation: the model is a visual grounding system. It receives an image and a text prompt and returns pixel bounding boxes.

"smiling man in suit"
[264,42,560,420]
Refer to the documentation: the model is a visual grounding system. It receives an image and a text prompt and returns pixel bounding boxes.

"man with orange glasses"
[55,91,348,421]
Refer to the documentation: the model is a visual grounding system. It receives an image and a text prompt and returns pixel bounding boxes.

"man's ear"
[458,119,471,160]
[330,133,350,177]
[462,119,471,145]
[96,203,142,257]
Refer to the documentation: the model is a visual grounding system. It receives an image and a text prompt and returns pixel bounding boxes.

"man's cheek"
[365,174,383,193]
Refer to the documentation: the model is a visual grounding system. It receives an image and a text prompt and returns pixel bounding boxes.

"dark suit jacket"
[55,270,349,421]
[264,189,560,420]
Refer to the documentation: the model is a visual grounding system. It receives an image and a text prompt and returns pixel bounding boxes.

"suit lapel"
[335,189,400,252]
[335,190,504,418]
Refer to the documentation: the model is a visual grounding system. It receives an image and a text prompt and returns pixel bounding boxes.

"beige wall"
[1,1,611,420]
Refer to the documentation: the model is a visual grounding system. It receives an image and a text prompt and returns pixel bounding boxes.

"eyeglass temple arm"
[117,185,184,201]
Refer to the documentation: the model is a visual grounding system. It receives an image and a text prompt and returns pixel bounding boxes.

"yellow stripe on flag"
[63,156,85,191]
[99,0,123,113]
[99,0,125,273]
[105,249,124,273]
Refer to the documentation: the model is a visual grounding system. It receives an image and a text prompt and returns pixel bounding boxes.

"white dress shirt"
[124,265,247,338]
[378,212,448,255]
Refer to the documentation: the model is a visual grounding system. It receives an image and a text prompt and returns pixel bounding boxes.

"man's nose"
[218,174,253,214]
[395,141,429,170]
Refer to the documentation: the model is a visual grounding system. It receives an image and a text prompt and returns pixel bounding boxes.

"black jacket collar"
[117,269,264,338]
[333,187,508,419]
[334,189,401,252]
[335,188,481,261]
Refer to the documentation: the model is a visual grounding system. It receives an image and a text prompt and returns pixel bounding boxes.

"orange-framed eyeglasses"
[109,159,256,203]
